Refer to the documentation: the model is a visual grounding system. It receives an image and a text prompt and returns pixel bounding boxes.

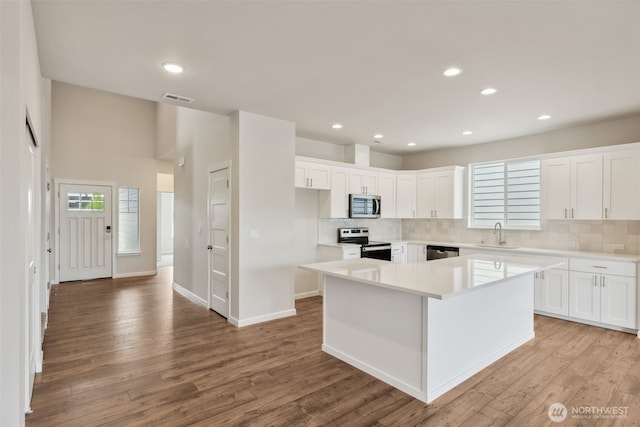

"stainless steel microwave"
[349,194,381,218]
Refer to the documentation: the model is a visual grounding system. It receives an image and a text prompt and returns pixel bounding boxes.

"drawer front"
[569,258,637,277]
[343,248,361,259]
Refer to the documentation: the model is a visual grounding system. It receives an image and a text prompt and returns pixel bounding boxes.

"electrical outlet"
[612,243,625,250]
[567,241,577,248]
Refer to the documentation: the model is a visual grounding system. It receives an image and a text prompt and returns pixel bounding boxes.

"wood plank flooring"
[27,268,640,426]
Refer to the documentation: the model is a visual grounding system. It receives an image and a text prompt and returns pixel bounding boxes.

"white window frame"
[469,158,541,230]
[118,187,141,254]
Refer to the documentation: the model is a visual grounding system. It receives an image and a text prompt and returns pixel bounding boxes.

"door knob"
[47,248,52,253]
[207,245,213,250]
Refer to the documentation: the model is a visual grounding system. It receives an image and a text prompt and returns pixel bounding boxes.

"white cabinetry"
[416,166,464,219]
[295,161,331,190]
[396,173,416,218]
[542,154,602,220]
[534,261,570,316]
[319,167,349,218]
[568,258,636,329]
[603,149,640,220]
[407,243,427,263]
[349,169,378,195]
[391,243,407,264]
[378,172,396,218]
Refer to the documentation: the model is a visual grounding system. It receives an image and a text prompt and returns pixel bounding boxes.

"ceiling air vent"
[162,93,194,104]
[373,138,389,145]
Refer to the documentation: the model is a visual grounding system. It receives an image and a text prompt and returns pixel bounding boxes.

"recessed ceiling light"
[407,142,416,147]
[443,67,462,77]
[162,62,184,73]
[480,88,497,95]
[462,130,473,135]
[332,123,343,129]
[373,134,384,139]
[537,114,551,120]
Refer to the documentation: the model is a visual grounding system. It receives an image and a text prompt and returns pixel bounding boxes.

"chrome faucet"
[494,222,507,246]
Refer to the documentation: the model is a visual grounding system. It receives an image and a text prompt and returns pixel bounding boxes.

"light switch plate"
[249,230,259,240]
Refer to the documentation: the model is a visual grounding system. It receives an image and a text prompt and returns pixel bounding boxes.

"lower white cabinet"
[534,268,569,316]
[391,243,407,264]
[407,243,427,263]
[568,259,637,329]
[318,245,361,261]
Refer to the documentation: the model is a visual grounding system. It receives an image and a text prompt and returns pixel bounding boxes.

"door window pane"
[67,192,105,211]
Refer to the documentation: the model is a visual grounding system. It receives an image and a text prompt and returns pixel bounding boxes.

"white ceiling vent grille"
[162,93,194,104]
[373,138,389,145]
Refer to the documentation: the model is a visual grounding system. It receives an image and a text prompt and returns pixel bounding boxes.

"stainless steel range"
[337,227,392,261]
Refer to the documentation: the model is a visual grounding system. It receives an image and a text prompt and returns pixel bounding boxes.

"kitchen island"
[300,254,564,403]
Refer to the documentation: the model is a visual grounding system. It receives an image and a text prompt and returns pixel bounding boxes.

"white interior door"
[25,124,37,412]
[208,168,230,318]
[59,184,112,281]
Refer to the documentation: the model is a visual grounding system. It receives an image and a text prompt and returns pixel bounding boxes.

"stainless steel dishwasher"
[426,245,459,261]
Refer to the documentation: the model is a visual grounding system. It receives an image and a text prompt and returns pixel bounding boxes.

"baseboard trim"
[113,270,157,279]
[295,290,320,300]
[236,308,296,327]
[172,281,208,308]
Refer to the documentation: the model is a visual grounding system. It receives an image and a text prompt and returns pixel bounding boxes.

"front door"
[208,168,230,318]
[59,184,112,281]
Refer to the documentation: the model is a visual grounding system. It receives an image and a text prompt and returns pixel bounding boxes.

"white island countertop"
[300,254,565,299]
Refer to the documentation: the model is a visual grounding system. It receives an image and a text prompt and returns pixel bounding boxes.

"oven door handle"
[362,245,392,252]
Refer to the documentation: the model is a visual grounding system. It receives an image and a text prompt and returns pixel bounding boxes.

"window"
[118,187,140,253]
[470,159,541,229]
[67,192,105,211]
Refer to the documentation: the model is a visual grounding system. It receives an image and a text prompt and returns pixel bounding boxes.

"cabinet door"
[416,173,436,218]
[332,168,349,218]
[603,149,640,220]
[364,172,378,195]
[537,269,569,316]
[378,173,396,218]
[434,172,455,218]
[295,162,308,188]
[396,174,416,218]
[348,170,366,194]
[307,164,331,190]
[600,274,636,329]
[541,158,571,219]
[569,271,600,322]
[571,154,603,220]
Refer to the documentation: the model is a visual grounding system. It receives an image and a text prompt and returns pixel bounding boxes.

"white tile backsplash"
[318,219,403,243]
[401,219,640,255]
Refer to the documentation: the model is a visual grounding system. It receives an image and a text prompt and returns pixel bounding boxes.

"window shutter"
[507,160,540,228]
[472,162,505,227]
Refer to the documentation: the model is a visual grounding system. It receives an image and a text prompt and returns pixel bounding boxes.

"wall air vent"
[162,93,194,104]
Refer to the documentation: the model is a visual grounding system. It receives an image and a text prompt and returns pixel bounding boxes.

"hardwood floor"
[27,269,640,426]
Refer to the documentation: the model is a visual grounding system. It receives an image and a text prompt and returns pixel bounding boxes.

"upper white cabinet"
[319,167,349,218]
[295,161,331,190]
[603,149,640,220]
[542,154,602,220]
[416,166,464,219]
[542,148,640,221]
[378,172,397,218]
[396,173,417,218]
[349,169,378,195]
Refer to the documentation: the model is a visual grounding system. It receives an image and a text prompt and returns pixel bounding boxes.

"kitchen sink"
[474,244,520,250]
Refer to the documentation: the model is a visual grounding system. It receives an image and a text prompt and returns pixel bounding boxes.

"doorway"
[57,182,114,282]
[157,192,174,267]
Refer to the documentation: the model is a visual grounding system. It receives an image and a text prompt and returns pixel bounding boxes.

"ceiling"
[31,0,640,155]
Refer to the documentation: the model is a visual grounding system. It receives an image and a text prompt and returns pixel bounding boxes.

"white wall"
[0,0,47,423]
[296,136,403,169]
[159,192,173,255]
[156,102,177,160]
[50,82,172,278]
[231,111,296,326]
[173,106,232,301]
[403,114,640,169]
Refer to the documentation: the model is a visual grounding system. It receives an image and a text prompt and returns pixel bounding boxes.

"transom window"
[67,193,105,211]
[470,159,541,229]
